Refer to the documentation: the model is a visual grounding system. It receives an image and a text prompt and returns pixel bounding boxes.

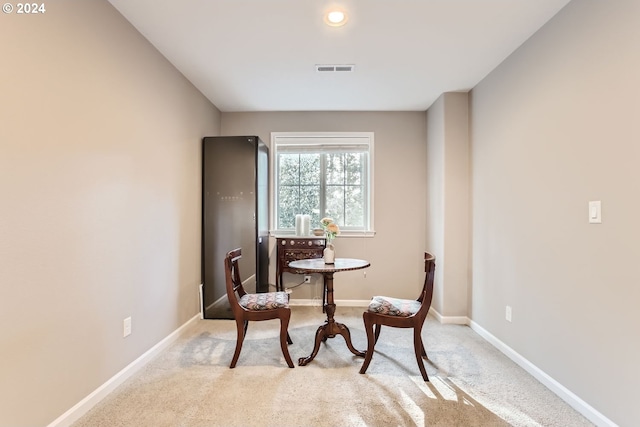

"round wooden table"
[287,258,370,366]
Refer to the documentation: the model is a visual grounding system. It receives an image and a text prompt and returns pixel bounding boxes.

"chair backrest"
[224,248,247,312]
[416,252,436,318]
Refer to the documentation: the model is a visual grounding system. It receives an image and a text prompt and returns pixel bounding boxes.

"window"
[271,132,374,235]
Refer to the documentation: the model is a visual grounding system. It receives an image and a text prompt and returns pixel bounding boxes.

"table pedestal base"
[298,303,365,366]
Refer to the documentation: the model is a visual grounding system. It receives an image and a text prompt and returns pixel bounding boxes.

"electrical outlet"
[505,306,512,323]
[123,316,132,337]
[304,275,311,284]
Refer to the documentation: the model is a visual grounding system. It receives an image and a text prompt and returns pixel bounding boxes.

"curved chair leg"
[373,323,382,344]
[285,293,293,345]
[279,311,294,368]
[418,318,428,359]
[230,319,246,368]
[413,326,429,381]
[359,313,376,374]
[421,342,428,360]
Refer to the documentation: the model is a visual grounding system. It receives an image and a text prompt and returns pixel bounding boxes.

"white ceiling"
[107,0,572,112]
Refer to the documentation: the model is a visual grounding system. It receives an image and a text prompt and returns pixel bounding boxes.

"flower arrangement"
[320,217,340,244]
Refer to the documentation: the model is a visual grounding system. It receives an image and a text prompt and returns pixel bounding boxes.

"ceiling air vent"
[315,64,355,73]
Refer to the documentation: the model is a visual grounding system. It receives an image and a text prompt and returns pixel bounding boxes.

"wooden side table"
[287,258,371,366]
[275,237,326,291]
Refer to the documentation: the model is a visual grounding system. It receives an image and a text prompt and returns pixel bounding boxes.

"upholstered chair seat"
[367,296,421,317]
[239,292,290,311]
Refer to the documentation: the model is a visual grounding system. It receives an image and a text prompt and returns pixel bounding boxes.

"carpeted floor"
[72,306,594,427]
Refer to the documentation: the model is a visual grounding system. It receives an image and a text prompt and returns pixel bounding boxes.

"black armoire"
[201,136,269,319]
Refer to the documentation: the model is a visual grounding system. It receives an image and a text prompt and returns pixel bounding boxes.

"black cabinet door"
[202,136,267,319]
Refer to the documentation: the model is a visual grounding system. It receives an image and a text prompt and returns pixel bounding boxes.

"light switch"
[588,201,601,224]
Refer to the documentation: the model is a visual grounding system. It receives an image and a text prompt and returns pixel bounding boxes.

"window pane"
[326,185,345,225]
[279,154,300,185]
[326,153,345,185]
[345,153,363,185]
[278,186,299,228]
[300,154,320,185]
[300,185,320,225]
[345,186,364,227]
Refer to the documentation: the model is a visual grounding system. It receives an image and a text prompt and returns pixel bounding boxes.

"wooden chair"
[359,252,436,381]
[224,248,294,368]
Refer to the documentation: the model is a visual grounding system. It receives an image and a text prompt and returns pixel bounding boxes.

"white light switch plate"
[588,201,601,224]
[123,317,132,337]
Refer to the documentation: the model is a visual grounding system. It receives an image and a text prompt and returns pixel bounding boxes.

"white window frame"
[270,131,375,237]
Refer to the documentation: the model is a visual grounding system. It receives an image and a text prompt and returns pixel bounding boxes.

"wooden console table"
[275,237,325,292]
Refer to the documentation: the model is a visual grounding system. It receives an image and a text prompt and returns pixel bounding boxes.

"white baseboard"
[469,320,617,427]
[428,307,469,325]
[47,313,201,427]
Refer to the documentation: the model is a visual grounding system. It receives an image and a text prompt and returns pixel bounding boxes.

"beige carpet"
[72,306,594,427]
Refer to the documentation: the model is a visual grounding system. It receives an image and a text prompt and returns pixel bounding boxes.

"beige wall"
[426,93,470,318]
[470,0,639,425]
[0,1,220,426]
[222,112,428,301]
[426,99,446,312]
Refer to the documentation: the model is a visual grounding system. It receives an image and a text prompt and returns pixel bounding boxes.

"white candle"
[302,215,311,236]
[295,214,303,236]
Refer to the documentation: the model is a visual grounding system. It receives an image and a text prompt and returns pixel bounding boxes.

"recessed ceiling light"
[324,9,348,27]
